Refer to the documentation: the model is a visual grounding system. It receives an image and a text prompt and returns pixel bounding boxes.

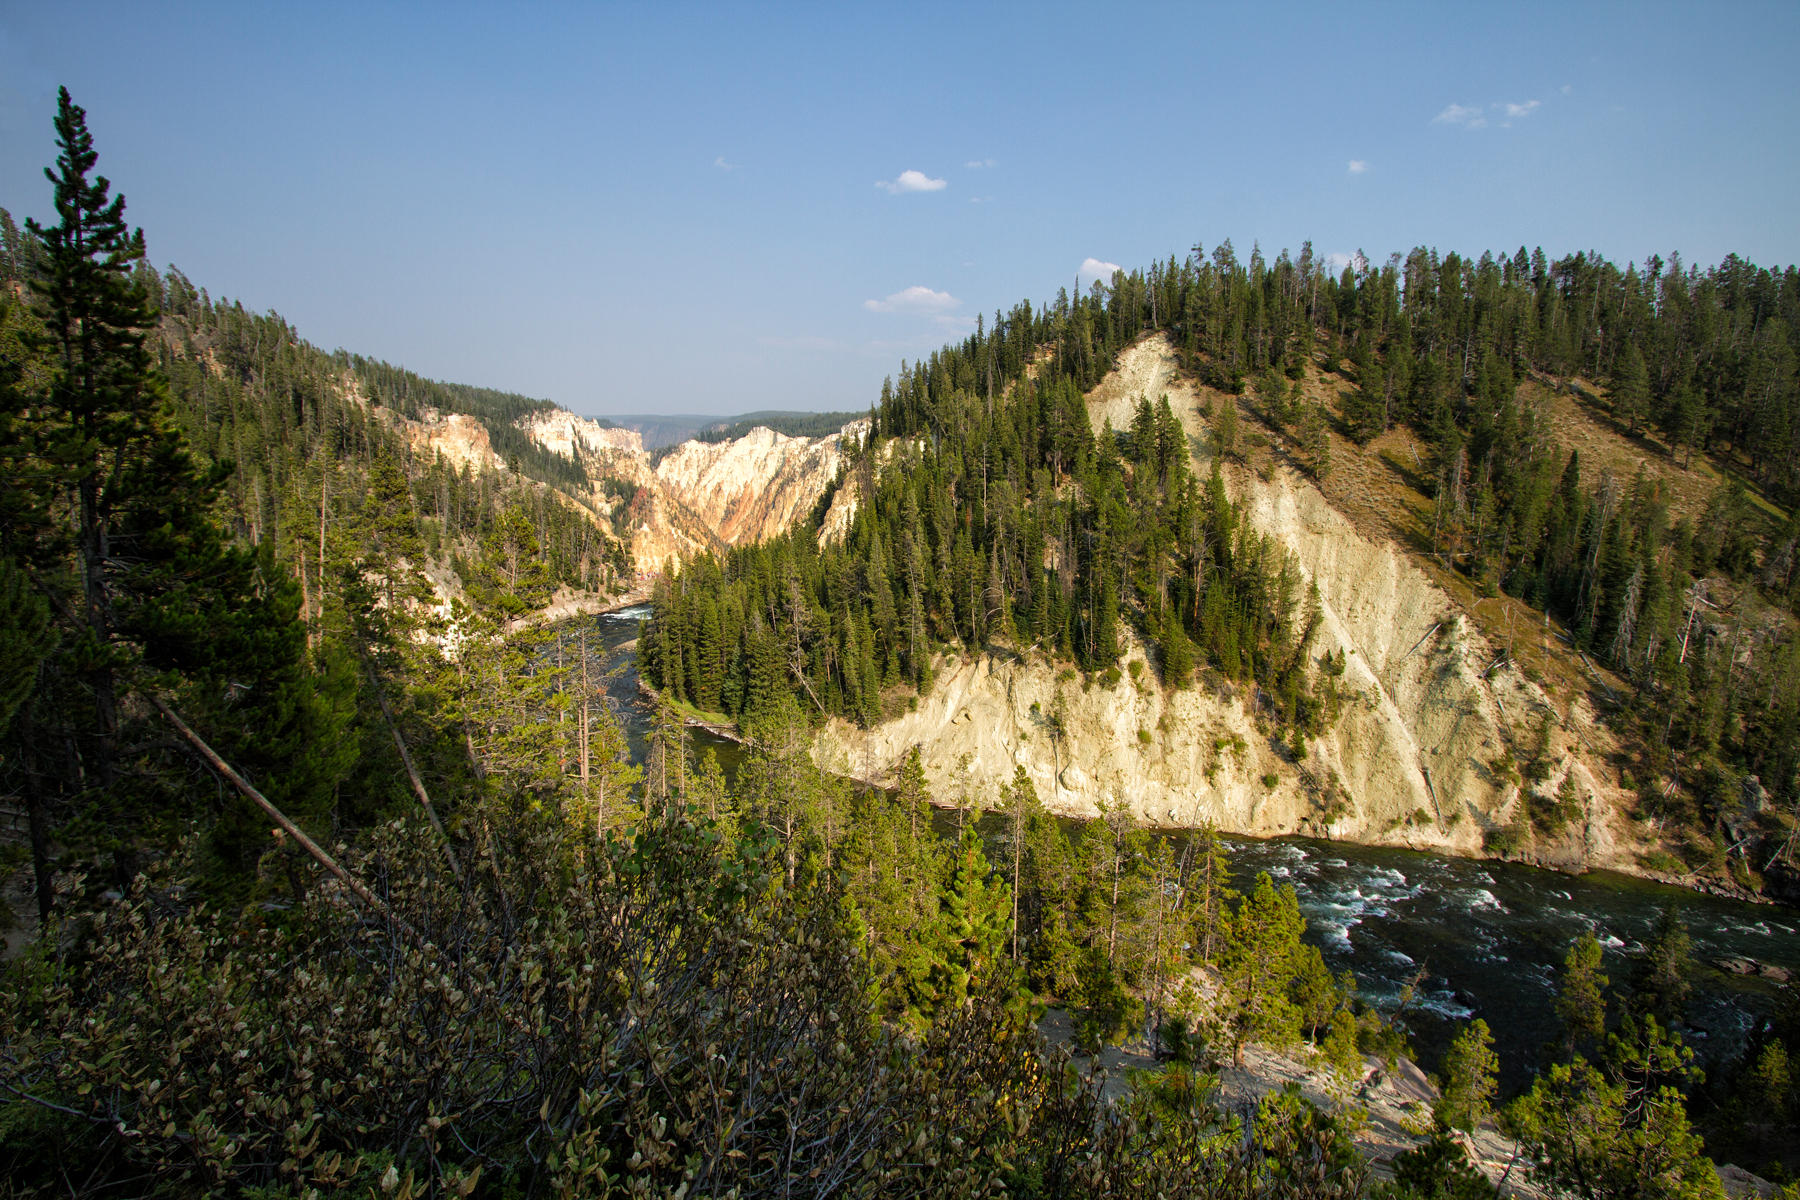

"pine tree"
[1613,341,1650,435]
[1630,905,1693,1027]
[1189,823,1235,964]
[1219,872,1306,1065]
[1434,1018,1499,1132]
[925,825,1012,1019]
[23,87,173,790]
[1556,933,1610,1060]
[5,89,349,899]
[996,764,1040,962]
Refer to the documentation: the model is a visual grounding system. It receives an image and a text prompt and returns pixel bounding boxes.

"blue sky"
[4,2,1798,417]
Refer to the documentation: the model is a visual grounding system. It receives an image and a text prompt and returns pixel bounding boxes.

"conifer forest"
[3,85,1800,1200]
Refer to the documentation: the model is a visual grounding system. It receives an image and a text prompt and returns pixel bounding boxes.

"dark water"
[590,605,746,777]
[588,605,1799,1088]
[1224,837,1798,1088]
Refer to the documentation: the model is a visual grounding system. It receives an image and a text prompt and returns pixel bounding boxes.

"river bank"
[594,607,1798,1090]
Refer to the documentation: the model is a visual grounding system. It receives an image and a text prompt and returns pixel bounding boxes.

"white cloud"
[875,169,947,195]
[1078,257,1122,282]
[864,285,960,314]
[1436,96,1554,130]
[1561,84,1573,96]
[714,155,736,171]
[1347,159,1369,175]
[1324,251,1368,276]
[965,158,996,169]
[1432,102,1487,128]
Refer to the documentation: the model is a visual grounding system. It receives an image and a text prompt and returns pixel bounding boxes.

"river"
[589,605,1798,1088]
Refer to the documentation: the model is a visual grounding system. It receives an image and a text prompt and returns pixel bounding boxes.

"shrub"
[0,814,1061,1197]
[1485,819,1530,856]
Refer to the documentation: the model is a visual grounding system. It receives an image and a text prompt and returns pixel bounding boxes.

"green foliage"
[693,409,864,444]
[1630,905,1694,1026]
[1743,1040,1793,1135]
[1556,933,1610,1059]
[926,826,1016,1020]
[1433,1019,1499,1133]
[1483,817,1530,856]
[1158,1014,1200,1064]
[0,91,363,911]
[1384,1130,1494,1200]
[1074,945,1143,1051]
[1321,1009,1364,1087]
[9,92,1789,1196]
[1290,943,1344,1042]
[0,794,1403,1199]
[644,321,1319,738]
[1220,872,1307,1065]
[0,558,53,732]
[643,233,1800,853]
[0,810,974,1197]
[1527,772,1583,836]
[1507,1052,1723,1200]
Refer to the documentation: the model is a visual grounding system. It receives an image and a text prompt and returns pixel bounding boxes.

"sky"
[4,2,1799,419]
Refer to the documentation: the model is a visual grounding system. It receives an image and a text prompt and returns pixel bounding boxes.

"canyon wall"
[816,337,1634,868]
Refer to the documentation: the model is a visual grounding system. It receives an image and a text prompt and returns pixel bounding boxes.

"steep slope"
[391,408,510,474]
[818,335,1633,868]
[513,409,867,575]
[655,423,864,547]
[337,368,865,594]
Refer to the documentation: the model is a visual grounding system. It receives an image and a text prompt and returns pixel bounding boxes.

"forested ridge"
[3,90,1799,1198]
[644,236,1800,885]
[0,209,628,613]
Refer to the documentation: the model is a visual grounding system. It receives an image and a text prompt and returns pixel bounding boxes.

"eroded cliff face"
[514,410,702,571]
[510,410,867,574]
[817,336,1636,868]
[376,385,866,574]
[654,423,866,549]
[389,407,510,475]
[519,410,646,459]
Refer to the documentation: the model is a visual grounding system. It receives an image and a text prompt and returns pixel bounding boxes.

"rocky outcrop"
[361,366,867,576]
[509,409,868,575]
[817,336,1636,868]
[654,422,865,548]
[519,410,645,459]
[390,407,510,475]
